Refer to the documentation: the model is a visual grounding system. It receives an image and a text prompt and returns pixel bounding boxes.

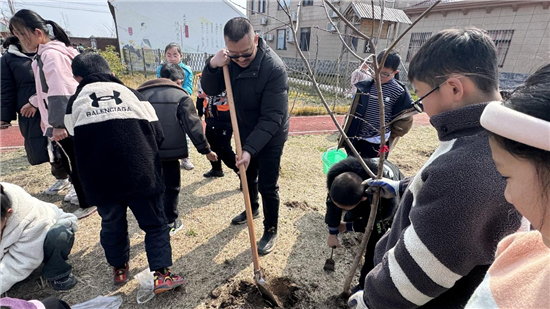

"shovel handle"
[223,65,261,273]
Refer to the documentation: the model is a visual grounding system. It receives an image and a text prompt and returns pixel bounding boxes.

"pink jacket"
[30,41,79,136]
[466,231,550,308]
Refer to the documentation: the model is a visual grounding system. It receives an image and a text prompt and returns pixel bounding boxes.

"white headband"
[480,101,550,151]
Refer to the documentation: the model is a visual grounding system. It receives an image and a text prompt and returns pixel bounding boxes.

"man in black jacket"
[201,17,289,255]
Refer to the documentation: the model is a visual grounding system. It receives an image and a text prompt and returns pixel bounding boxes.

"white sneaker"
[73,206,97,219]
[70,196,80,206]
[46,179,71,195]
[180,158,195,170]
[64,186,77,202]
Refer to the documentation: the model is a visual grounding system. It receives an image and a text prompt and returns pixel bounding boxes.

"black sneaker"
[168,218,184,236]
[231,209,260,225]
[50,273,77,291]
[203,169,224,178]
[257,227,277,255]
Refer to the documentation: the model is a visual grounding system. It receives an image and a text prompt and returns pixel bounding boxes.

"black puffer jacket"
[1,44,49,165]
[324,157,406,233]
[137,78,211,160]
[201,38,289,156]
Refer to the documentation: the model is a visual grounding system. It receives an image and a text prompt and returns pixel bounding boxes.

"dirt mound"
[284,201,318,211]
[207,277,310,308]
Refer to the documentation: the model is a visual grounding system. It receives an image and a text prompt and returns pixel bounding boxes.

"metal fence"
[121,47,212,77]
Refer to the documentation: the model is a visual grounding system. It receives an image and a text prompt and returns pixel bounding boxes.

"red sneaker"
[153,269,185,294]
[113,263,129,285]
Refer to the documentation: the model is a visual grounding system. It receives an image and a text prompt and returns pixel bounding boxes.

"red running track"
[0,114,430,152]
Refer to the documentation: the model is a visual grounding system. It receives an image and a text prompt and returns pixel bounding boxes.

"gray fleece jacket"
[362,103,526,308]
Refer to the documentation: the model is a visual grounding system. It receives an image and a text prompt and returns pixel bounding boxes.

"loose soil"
[0,127,438,308]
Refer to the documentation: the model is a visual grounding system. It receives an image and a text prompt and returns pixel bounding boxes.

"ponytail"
[9,9,71,47]
[45,20,71,47]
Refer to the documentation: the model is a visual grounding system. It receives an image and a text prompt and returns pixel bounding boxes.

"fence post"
[128,49,134,76]
[142,48,147,78]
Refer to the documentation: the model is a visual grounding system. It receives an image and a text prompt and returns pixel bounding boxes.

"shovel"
[323,246,336,272]
[223,65,281,307]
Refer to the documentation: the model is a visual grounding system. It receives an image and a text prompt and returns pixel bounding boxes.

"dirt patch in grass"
[0,129,437,308]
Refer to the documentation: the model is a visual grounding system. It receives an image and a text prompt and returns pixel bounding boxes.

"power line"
[22,2,110,13]
[36,0,107,7]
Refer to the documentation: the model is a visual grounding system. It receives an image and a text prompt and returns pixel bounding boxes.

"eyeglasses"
[410,81,447,113]
[380,72,394,78]
[227,50,254,59]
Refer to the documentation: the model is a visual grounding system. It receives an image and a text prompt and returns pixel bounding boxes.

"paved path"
[0,114,430,152]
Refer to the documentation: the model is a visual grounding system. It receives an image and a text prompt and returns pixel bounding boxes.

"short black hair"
[224,17,253,42]
[1,184,11,219]
[377,49,400,71]
[329,172,364,207]
[72,52,111,78]
[408,27,498,93]
[2,36,20,50]
[160,63,185,82]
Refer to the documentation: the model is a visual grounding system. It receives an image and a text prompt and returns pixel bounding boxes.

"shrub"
[99,45,126,77]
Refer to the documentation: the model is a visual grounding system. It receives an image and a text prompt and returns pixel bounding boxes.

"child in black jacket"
[325,157,405,291]
[137,64,218,236]
[65,53,185,295]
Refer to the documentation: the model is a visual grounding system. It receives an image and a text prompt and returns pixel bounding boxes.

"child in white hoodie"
[0,182,78,293]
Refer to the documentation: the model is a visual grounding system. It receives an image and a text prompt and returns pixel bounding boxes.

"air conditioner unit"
[326,22,336,32]
[260,17,268,25]
[266,34,275,41]
[291,11,297,22]
[328,9,338,18]
[286,27,295,43]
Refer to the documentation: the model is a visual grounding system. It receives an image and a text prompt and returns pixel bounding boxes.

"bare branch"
[227,0,288,25]
[287,3,376,179]
[375,0,385,44]
[324,0,377,67]
[379,0,442,69]
[321,3,364,62]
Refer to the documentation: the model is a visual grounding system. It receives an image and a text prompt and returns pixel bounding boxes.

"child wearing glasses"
[464,64,550,309]
[341,50,414,158]
[156,43,195,171]
[348,27,527,309]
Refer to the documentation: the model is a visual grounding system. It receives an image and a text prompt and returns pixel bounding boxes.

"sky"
[1,0,246,38]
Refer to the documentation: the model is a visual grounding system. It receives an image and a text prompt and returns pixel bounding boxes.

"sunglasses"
[411,81,446,113]
[227,51,254,59]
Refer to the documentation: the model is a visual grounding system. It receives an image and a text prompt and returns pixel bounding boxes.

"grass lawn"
[0,126,438,308]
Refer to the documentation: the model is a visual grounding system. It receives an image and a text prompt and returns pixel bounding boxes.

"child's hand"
[327,234,340,248]
[206,151,218,162]
[339,221,347,233]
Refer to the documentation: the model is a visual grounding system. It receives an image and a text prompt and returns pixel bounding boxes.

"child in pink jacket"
[466,64,550,308]
[9,10,95,219]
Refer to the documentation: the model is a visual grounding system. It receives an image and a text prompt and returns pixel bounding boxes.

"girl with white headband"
[466,63,550,308]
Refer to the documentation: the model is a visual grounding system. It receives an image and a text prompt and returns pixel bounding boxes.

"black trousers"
[161,160,180,224]
[42,225,75,281]
[96,194,172,271]
[58,137,91,208]
[346,139,389,159]
[205,126,238,173]
[245,144,284,230]
[50,160,69,180]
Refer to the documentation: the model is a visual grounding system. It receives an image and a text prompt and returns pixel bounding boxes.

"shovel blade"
[323,258,335,272]
[255,273,282,307]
